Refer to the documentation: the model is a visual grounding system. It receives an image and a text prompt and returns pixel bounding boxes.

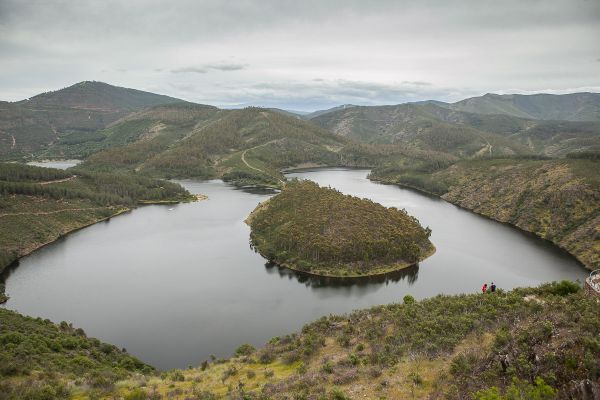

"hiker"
[482,283,488,294]
[491,282,496,292]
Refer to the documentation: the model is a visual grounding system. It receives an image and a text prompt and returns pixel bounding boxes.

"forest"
[247,180,434,276]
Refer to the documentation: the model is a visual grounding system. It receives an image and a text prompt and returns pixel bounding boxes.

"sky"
[1,0,599,111]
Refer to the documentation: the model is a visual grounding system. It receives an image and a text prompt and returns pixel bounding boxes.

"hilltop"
[247,180,434,277]
[0,81,186,159]
[447,92,600,121]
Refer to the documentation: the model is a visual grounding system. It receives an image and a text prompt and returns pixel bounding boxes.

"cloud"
[0,0,598,109]
[171,63,247,74]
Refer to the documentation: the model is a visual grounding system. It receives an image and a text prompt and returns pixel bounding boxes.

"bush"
[403,295,416,305]
[235,343,256,357]
[542,280,581,296]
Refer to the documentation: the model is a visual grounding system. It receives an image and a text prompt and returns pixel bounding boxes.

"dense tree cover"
[248,180,434,276]
[0,162,72,182]
[0,163,192,206]
[0,308,152,399]
[371,158,600,270]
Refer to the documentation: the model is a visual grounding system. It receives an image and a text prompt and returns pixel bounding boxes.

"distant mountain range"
[446,92,600,121]
[1,81,599,166]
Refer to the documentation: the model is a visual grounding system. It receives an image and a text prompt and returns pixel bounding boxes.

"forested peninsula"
[247,180,434,277]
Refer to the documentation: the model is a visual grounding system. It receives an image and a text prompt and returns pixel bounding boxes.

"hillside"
[247,180,434,276]
[370,156,600,270]
[311,102,600,157]
[18,282,597,399]
[0,307,152,399]
[447,92,600,121]
[0,162,194,275]
[0,81,186,159]
[74,106,352,187]
[310,103,531,157]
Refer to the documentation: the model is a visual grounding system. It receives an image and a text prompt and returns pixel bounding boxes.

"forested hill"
[0,162,193,273]
[309,102,600,157]
[247,180,434,276]
[71,106,352,187]
[0,81,186,159]
[447,92,600,121]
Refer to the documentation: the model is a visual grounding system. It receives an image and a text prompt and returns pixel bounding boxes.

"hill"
[303,104,357,120]
[0,81,186,159]
[247,180,434,276]
[370,156,600,270]
[72,106,353,187]
[447,92,600,121]
[15,282,597,399]
[310,102,600,157]
[310,103,530,157]
[0,162,194,275]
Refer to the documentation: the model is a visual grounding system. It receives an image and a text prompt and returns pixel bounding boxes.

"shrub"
[403,295,416,305]
[235,343,256,357]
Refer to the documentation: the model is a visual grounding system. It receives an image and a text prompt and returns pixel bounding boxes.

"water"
[1,168,587,369]
[27,160,81,169]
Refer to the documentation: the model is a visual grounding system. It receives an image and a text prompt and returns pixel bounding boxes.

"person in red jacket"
[482,283,488,293]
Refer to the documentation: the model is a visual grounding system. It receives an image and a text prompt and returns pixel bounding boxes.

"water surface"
[27,160,81,169]
[2,169,586,369]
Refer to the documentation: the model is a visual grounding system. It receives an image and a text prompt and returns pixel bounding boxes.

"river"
[1,168,587,369]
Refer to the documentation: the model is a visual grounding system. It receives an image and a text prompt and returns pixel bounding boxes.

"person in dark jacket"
[490,282,496,292]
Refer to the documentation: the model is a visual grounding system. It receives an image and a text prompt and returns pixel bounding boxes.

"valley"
[0,82,598,399]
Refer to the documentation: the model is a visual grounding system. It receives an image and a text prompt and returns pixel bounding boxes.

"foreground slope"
[29,282,597,399]
[0,81,186,159]
[370,155,600,270]
[0,307,152,399]
[247,180,434,276]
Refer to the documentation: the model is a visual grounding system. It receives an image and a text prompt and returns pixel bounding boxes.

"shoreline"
[0,195,207,277]
[369,175,593,271]
[254,244,437,278]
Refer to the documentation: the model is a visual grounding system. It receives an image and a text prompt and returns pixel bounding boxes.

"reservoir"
[1,168,587,369]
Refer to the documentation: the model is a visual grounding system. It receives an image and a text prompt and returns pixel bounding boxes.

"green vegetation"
[370,157,600,270]
[0,162,194,273]
[247,180,434,276]
[0,81,184,159]
[0,307,152,399]
[37,282,598,399]
[447,92,600,121]
[310,102,600,157]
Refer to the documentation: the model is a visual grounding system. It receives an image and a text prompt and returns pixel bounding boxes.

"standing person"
[491,282,496,292]
[482,283,487,294]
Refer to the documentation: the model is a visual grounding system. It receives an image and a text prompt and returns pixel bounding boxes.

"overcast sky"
[1,0,599,111]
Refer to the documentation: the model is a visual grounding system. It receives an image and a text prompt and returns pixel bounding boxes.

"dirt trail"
[240,139,285,184]
[39,175,77,185]
[0,206,107,218]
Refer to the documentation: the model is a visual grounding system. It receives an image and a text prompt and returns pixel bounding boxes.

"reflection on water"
[2,169,587,369]
[263,261,420,288]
